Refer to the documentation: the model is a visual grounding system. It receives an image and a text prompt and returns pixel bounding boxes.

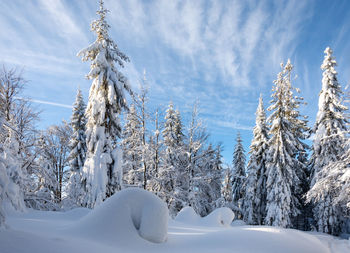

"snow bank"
[175,206,201,224]
[70,188,168,244]
[202,207,234,227]
[175,207,234,227]
[232,219,246,226]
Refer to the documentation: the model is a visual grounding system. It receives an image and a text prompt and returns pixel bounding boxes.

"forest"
[1,0,349,241]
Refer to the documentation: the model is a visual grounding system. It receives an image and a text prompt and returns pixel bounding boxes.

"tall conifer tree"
[264,60,305,228]
[308,47,347,234]
[232,132,246,218]
[67,88,87,206]
[243,95,269,225]
[78,0,132,208]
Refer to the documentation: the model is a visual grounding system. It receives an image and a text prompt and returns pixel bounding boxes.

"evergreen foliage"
[67,88,87,207]
[122,104,143,187]
[78,0,132,208]
[232,132,246,218]
[307,47,348,235]
[264,60,306,228]
[243,95,269,225]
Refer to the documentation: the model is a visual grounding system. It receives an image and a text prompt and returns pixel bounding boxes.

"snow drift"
[175,206,234,227]
[68,188,168,244]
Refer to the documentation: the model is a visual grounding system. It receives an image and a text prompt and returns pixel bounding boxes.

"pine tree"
[78,0,132,208]
[232,132,246,218]
[308,47,348,235]
[121,104,143,187]
[264,60,305,228]
[67,88,87,207]
[243,95,269,225]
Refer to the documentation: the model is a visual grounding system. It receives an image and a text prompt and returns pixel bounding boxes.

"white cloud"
[16,97,72,109]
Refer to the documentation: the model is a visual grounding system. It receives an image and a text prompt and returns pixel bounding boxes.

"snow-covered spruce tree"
[308,47,348,235]
[283,60,310,230]
[243,95,269,225]
[309,47,347,184]
[78,0,132,208]
[121,104,143,187]
[161,102,186,216]
[264,60,306,228]
[306,144,350,235]
[210,144,224,210]
[66,88,87,207]
[232,132,246,219]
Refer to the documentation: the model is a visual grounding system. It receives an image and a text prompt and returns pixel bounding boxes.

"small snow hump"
[203,207,235,227]
[175,206,234,227]
[71,188,169,244]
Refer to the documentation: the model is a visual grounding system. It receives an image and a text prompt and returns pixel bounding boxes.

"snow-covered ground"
[1,189,349,253]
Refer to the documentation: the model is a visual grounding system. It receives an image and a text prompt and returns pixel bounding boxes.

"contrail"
[15,97,72,109]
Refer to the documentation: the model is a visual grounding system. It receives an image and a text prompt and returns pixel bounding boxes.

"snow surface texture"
[0,204,350,253]
[1,190,349,253]
[69,188,168,244]
[175,206,235,227]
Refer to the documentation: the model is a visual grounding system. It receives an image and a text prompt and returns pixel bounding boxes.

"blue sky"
[1,0,349,164]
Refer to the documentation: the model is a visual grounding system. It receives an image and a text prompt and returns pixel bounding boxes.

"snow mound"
[202,207,234,227]
[231,219,246,226]
[175,207,200,224]
[175,207,234,227]
[70,188,168,244]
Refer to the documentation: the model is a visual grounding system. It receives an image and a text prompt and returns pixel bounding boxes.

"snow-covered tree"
[66,88,87,207]
[209,144,223,210]
[308,47,348,234]
[78,0,132,208]
[147,109,164,194]
[264,60,305,228]
[309,47,347,184]
[185,103,208,208]
[232,132,246,218]
[2,130,26,211]
[222,167,233,207]
[0,66,39,209]
[161,102,186,216]
[0,111,6,226]
[0,128,26,226]
[28,134,59,210]
[243,95,269,225]
[135,77,151,190]
[193,143,223,216]
[122,104,143,187]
